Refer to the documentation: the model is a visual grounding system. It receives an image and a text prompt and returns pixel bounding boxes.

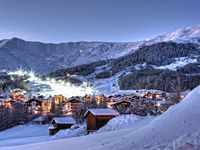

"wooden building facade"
[84,108,119,133]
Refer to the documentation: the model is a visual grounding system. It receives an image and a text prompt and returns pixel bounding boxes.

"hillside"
[48,41,200,93]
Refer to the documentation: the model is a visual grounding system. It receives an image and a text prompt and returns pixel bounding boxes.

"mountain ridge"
[0,24,200,74]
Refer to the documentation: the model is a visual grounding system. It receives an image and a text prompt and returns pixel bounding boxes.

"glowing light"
[181,95,185,99]
[27,70,37,81]
[8,68,27,76]
[8,68,96,98]
[157,103,161,107]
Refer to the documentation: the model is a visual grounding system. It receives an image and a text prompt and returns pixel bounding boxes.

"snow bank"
[51,124,86,139]
[0,125,50,147]
[98,115,156,133]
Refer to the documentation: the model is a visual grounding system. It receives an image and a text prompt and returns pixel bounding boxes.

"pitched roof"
[25,98,42,103]
[84,108,119,117]
[67,97,83,103]
[111,100,131,106]
[51,117,76,124]
[33,116,45,122]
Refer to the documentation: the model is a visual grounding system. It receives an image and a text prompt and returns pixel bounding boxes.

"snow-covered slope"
[2,85,200,150]
[143,24,200,45]
[152,56,198,71]
[0,125,50,147]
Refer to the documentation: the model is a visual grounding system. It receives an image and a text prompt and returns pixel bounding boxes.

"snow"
[84,108,119,116]
[90,71,124,95]
[0,125,50,148]
[153,57,198,71]
[143,24,200,45]
[0,39,10,48]
[98,114,157,133]
[51,124,86,140]
[33,116,45,122]
[52,117,76,124]
[2,85,200,150]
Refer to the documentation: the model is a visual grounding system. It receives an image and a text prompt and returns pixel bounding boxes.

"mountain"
[0,38,139,74]
[142,24,200,45]
[0,24,200,74]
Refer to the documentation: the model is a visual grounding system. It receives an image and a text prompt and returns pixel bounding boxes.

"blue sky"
[0,0,200,43]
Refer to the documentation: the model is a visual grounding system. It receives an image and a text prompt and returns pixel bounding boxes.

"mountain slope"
[0,38,138,74]
[1,24,200,74]
[143,24,200,46]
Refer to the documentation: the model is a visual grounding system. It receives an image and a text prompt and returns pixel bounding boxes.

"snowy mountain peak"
[142,24,200,46]
[163,24,200,41]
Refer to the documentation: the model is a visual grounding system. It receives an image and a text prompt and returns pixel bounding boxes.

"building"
[83,94,93,101]
[84,108,119,133]
[10,89,27,101]
[106,97,122,108]
[111,100,131,113]
[53,95,66,104]
[64,97,83,115]
[42,98,53,114]
[25,98,43,114]
[32,116,46,124]
[95,94,107,105]
[49,117,76,135]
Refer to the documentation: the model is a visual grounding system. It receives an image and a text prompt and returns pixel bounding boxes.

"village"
[0,88,186,136]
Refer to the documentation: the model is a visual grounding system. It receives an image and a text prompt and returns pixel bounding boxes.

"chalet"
[83,94,93,101]
[106,97,122,108]
[42,98,53,114]
[26,98,42,107]
[145,92,156,99]
[53,95,66,104]
[49,116,76,135]
[95,94,107,105]
[64,97,83,115]
[1,99,25,109]
[111,100,131,112]
[25,98,43,114]
[10,89,27,101]
[32,116,46,124]
[84,108,119,133]
[2,99,15,109]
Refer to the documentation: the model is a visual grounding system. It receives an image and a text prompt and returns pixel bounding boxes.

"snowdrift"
[2,85,200,150]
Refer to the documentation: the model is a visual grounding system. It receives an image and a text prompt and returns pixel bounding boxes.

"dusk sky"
[0,0,200,43]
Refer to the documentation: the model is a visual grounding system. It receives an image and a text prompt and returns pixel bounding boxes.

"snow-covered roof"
[156,100,173,105]
[111,100,131,106]
[84,108,119,117]
[25,98,42,103]
[51,117,76,124]
[67,97,83,103]
[48,126,57,130]
[33,116,45,122]
[109,97,122,102]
